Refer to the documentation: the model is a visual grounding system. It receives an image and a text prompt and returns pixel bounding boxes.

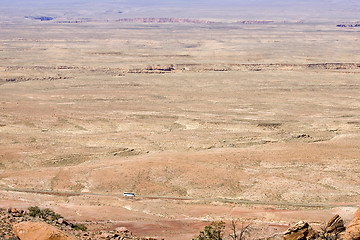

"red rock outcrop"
[283,221,318,240]
[345,207,360,240]
[13,221,76,240]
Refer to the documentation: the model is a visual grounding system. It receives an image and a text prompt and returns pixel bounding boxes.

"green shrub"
[40,208,53,219]
[28,206,41,217]
[193,221,225,240]
[27,206,63,221]
[51,213,63,221]
[71,223,87,231]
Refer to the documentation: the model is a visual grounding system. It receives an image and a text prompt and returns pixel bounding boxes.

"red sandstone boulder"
[283,221,318,240]
[11,208,19,213]
[345,207,360,240]
[13,221,76,240]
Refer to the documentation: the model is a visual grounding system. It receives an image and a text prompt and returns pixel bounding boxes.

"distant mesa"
[25,16,54,21]
[115,18,216,24]
[115,18,278,24]
[337,22,360,27]
[27,17,305,25]
[236,20,274,24]
[52,18,303,25]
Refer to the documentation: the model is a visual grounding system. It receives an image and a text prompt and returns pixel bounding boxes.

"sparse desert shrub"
[40,208,53,219]
[6,237,20,240]
[27,206,63,221]
[193,220,252,240]
[28,206,41,217]
[51,213,63,221]
[229,220,251,240]
[193,221,225,240]
[71,223,88,231]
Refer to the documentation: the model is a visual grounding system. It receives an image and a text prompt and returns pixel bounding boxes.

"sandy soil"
[0,19,360,239]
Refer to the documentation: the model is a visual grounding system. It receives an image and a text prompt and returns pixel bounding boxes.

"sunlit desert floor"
[0,20,360,239]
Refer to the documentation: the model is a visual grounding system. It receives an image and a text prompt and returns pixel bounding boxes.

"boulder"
[345,207,360,240]
[11,208,19,213]
[57,218,64,225]
[283,221,318,240]
[325,214,346,235]
[115,227,129,233]
[13,221,76,240]
[56,218,69,226]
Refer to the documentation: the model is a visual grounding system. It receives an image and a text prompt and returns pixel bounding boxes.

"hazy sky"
[0,0,359,22]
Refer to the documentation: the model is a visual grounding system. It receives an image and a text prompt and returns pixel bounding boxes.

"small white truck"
[123,192,135,197]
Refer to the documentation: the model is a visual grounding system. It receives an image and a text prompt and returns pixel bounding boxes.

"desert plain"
[1,2,360,239]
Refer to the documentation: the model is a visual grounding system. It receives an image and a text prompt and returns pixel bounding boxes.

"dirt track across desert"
[1,187,359,209]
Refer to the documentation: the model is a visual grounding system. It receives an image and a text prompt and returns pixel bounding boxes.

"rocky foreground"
[0,207,160,240]
[283,207,360,240]
[1,206,360,240]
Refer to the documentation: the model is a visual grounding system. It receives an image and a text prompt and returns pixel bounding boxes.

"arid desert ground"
[1,4,360,238]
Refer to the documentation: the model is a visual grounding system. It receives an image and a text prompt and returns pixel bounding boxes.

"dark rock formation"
[25,16,54,21]
[325,214,346,235]
[337,23,360,28]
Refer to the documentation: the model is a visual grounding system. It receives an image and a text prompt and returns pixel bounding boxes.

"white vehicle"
[123,192,135,197]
